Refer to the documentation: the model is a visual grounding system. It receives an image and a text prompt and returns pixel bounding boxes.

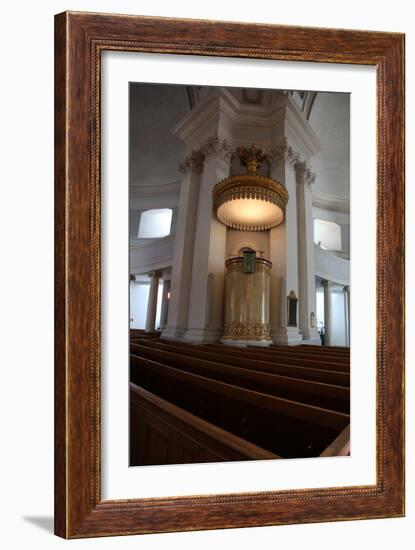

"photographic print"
[55,12,404,537]
[128,83,351,466]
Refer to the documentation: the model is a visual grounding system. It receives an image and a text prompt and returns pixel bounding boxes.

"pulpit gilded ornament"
[213,146,289,346]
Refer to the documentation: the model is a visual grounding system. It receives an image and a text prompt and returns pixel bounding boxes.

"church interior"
[129,83,351,466]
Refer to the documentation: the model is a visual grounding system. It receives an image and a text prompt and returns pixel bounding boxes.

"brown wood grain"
[130,354,349,429]
[54,10,405,538]
[135,338,350,385]
[130,383,280,463]
[130,341,349,404]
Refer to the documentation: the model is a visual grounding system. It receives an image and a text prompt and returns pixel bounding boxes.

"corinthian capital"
[179,131,233,174]
[294,160,316,186]
[179,150,206,174]
[267,138,300,169]
[200,132,233,162]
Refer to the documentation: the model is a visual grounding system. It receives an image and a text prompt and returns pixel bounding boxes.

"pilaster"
[344,285,350,347]
[322,279,333,346]
[185,138,231,343]
[296,160,321,344]
[161,160,201,340]
[145,271,161,332]
[269,141,302,345]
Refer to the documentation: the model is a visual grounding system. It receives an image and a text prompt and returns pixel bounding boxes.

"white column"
[145,271,161,332]
[185,150,229,343]
[344,285,350,347]
[269,147,302,345]
[129,274,136,327]
[159,279,171,330]
[321,280,333,346]
[161,158,202,340]
[295,161,321,345]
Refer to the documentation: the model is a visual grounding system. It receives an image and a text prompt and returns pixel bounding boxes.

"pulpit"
[222,251,272,346]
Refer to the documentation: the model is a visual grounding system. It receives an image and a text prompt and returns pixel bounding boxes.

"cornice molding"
[173,88,238,144]
[312,189,350,213]
[174,90,321,180]
[174,89,321,155]
[130,233,175,250]
[129,180,181,199]
[314,243,350,286]
[269,94,322,158]
[129,257,174,275]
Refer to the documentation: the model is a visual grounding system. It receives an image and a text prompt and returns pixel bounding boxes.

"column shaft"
[145,271,161,332]
[269,153,302,345]
[129,275,136,327]
[162,167,201,339]
[322,280,333,346]
[296,163,321,344]
[185,154,228,343]
[344,285,350,347]
[159,280,171,330]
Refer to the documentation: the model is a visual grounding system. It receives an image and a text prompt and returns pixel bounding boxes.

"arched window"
[314,219,342,251]
[138,208,173,239]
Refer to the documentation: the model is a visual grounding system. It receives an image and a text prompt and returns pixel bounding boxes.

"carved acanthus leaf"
[267,138,300,168]
[268,139,316,185]
[294,160,316,185]
[179,132,233,173]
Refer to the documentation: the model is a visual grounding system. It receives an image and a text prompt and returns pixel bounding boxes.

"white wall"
[312,206,350,256]
[226,228,270,258]
[308,93,350,199]
[130,282,163,329]
[316,287,347,346]
[331,290,347,346]
[1,2,413,550]
[314,219,342,250]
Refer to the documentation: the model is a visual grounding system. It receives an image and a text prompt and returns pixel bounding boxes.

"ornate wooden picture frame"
[54,11,405,538]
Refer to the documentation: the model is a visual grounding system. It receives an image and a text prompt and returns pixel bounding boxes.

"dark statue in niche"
[287,290,298,327]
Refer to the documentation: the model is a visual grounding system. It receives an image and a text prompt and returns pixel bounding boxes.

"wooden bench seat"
[204,343,350,373]
[130,342,349,413]
[134,339,350,387]
[130,354,349,458]
[300,344,349,352]
[130,383,279,466]
[319,425,350,457]
[266,345,350,364]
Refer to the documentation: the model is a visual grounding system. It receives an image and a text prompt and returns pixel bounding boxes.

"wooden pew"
[130,342,349,413]
[301,344,349,351]
[130,383,279,465]
[267,345,350,364]
[152,339,350,379]
[130,354,349,458]
[130,329,161,339]
[320,425,350,457]
[300,344,349,354]
[267,344,350,359]
[135,339,350,387]
[205,343,350,373]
